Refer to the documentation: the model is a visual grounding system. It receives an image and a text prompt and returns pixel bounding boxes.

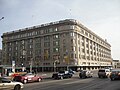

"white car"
[98,69,111,78]
[0,77,23,90]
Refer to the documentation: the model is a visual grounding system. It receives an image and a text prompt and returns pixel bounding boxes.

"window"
[35,38,41,42]
[63,39,66,44]
[15,52,18,56]
[82,55,85,59]
[44,29,49,33]
[71,53,74,58]
[53,47,59,52]
[82,42,84,46]
[54,27,58,31]
[82,49,85,53]
[71,46,76,51]
[63,46,66,52]
[91,51,93,54]
[15,47,18,50]
[79,47,80,51]
[35,43,41,48]
[87,56,90,60]
[15,41,18,45]
[53,41,59,46]
[82,36,84,40]
[29,45,32,49]
[44,42,50,47]
[87,50,89,54]
[81,29,84,34]
[63,34,66,37]
[30,51,32,55]
[85,32,88,36]
[70,32,74,36]
[49,28,53,32]
[44,36,50,41]
[89,34,91,38]
[79,54,81,59]
[90,45,92,49]
[21,40,25,44]
[86,44,89,48]
[35,49,41,55]
[71,39,73,43]
[70,25,75,29]
[29,39,32,43]
[40,30,44,34]
[53,34,59,39]
[86,38,88,42]
[44,49,49,60]
[9,48,12,51]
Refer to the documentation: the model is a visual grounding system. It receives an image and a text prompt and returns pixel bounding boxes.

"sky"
[0,0,120,60]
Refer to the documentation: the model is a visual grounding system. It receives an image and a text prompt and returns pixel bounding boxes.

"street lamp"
[53,60,59,72]
[0,17,4,21]
[30,58,33,73]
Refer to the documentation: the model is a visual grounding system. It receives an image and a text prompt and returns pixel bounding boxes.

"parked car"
[13,73,42,84]
[98,69,111,78]
[52,70,73,79]
[0,77,23,90]
[68,69,76,74]
[109,69,120,81]
[79,70,93,79]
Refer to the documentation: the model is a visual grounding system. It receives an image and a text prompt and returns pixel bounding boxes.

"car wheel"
[14,85,21,90]
[23,79,27,84]
[38,78,42,82]
[111,78,115,81]
[69,75,72,78]
[79,76,82,78]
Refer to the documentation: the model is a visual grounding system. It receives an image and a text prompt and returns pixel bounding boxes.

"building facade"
[112,60,120,68]
[1,19,112,71]
[0,49,2,65]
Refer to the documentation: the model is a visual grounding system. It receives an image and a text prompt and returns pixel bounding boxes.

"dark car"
[52,71,73,79]
[110,69,120,81]
[68,69,76,74]
[13,73,42,84]
[98,69,111,78]
[79,70,93,79]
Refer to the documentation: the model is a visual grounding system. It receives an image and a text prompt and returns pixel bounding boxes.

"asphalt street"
[23,71,120,90]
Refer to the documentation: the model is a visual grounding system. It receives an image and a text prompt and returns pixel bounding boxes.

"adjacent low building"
[0,49,2,65]
[112,60,120,68]
[1,19,112,71]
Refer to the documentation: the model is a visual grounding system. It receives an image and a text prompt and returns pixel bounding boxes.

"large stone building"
[0,49,2,65]
[1,19,112,71]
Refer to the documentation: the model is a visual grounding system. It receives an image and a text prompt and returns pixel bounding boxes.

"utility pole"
[0,17,4,21]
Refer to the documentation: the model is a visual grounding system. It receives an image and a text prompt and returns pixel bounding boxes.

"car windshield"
[21,73,33,76]
[59,71,65,73]
[99,70,105,72]
[0,77,11,83]
[112,69,120,73]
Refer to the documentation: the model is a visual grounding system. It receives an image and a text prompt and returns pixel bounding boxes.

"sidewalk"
[37,72,53,79]
[36,71,80,79]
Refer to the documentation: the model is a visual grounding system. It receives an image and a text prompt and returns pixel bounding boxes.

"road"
[24,71,120,90]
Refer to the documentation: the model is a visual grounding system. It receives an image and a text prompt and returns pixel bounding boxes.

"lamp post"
[30,58,33,73]
[0,17,4,21]
[53,60,59,72]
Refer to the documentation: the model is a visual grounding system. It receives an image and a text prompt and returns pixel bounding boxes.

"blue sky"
[0,0,120,59]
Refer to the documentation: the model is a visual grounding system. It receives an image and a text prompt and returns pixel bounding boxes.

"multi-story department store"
[1,19,112,71]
